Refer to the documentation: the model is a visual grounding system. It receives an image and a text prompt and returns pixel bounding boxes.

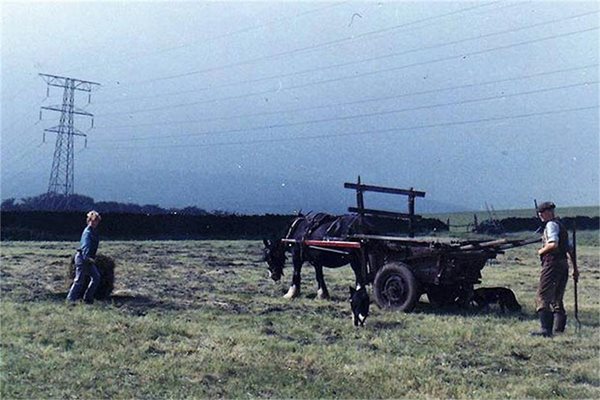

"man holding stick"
[532,201,579,337]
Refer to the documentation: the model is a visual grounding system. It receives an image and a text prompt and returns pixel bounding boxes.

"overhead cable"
[97,64,598,130]
[127,2,504,86]
[95,81,598,143]
[61,2,350,76]
[96,26,599,117]
[96,9,597,105]
[88,105,598,150]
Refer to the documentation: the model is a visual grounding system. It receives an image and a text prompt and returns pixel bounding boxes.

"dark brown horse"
[262,212,375,300]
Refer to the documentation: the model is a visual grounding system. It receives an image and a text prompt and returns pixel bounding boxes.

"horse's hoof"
[316,289,330,300]
[283,286,299,299]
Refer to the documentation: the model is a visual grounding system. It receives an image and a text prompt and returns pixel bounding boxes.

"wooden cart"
[289,234,539,312]
[285,178,540,312]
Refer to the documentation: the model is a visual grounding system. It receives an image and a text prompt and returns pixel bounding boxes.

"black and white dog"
[350,286,370,327]
[472,287,522,312]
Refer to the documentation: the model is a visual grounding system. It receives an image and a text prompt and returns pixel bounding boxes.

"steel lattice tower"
[39,73,99,196]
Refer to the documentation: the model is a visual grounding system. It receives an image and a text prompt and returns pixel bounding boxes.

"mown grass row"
[1,239,599,398]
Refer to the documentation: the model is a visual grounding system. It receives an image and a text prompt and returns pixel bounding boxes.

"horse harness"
[284,213,362,258]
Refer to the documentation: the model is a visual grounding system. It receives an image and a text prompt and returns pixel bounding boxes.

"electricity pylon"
[39,73,99,196]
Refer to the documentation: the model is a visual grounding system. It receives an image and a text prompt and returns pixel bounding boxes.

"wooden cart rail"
[350,234,540,251]
[458,237,541,251]
[282,235,540,252]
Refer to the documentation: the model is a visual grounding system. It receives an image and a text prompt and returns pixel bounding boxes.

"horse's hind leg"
[351,256,368,290]
[314,265,330,300]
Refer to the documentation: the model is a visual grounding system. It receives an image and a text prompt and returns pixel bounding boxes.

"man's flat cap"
[537,201,556,213]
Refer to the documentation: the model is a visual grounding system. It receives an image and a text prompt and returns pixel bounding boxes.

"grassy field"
[1,236,599,399]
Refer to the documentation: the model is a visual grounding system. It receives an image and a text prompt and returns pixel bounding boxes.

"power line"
[62,2,350,76]
[1,131,44,165]
[96,8,596,106]
[270,27,599,97]
[3,86,59,133]
[127,1,504,86]
[95,81,598,143]
[1,142,46,184]
[89,105,598,151]
[97,64,598,130]
[96,26,599,118]
[97,87,278,117]
[5,108,42,133]
[2,121,42,152]
[1,73,41,105]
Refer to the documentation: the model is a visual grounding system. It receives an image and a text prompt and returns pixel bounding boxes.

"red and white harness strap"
[281,238,362,249]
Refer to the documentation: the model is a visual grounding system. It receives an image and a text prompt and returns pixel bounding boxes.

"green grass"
[1,239,599,399]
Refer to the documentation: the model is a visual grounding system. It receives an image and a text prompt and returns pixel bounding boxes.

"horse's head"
[262,239,286,282]
[350,286,370,327]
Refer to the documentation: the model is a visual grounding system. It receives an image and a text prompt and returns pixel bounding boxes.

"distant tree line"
[499,216,599,232]
[0,211,447,241]
[1,194,595,241]
[0,211,288,241]
[0,193,449,240]
[1,193,213,215]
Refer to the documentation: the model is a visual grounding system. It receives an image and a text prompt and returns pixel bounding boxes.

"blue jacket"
[79,225,99,262]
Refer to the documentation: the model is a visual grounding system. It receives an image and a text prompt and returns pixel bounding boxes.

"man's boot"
[531,310,554,337]
[553,312,567,333]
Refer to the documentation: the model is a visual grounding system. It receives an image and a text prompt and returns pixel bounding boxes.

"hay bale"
[67,254,116,299]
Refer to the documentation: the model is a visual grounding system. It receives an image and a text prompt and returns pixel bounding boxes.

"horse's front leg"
[314,265,330,300]
[283,251,302,299]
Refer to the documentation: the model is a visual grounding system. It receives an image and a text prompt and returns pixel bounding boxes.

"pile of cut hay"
[67,254,116,299]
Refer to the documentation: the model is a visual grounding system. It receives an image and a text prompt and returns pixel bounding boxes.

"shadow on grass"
[411,300,537,321]
[34,287,264,317]
[40,291,70,303]
[35,290,175,316]
[259,306,286,315]
[410,301,600,327]
[370,320,406,330]
[108,293,163,316]
[31,289,600,328]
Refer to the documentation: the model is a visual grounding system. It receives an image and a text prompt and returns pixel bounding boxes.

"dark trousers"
[535,255,569,313]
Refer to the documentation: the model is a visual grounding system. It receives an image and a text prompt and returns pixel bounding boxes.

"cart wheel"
[373,262,419,312]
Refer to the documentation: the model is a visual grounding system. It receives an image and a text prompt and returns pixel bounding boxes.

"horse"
[262,212,376,300]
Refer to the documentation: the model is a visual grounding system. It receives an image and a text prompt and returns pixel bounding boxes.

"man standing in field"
[67,211,102,304]
[532,202,579,337]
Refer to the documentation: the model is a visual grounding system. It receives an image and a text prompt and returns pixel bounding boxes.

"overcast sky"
[1,1,598,214]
